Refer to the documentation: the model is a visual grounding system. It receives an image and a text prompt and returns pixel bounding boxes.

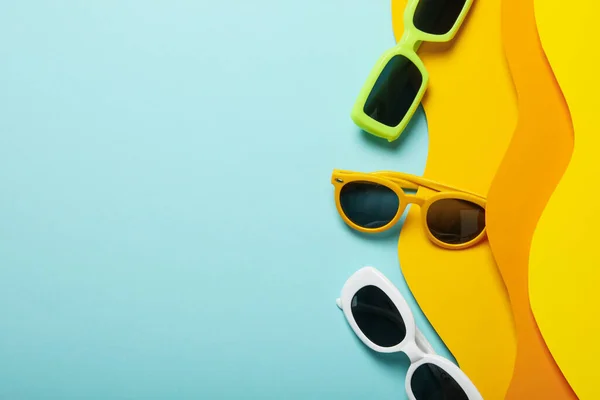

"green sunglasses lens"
[413,0,468,36]
[363,55,423,128]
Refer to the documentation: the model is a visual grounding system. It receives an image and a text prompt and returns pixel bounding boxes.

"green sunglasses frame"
[350,0,474,142]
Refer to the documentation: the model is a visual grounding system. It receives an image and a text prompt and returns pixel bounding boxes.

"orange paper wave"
[392,1,517,398]
[485,0,576,398]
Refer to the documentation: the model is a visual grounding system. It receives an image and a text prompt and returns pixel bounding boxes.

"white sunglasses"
[336,266,483,400]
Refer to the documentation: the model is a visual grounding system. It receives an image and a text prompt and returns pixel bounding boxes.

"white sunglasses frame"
[336,266,483,400]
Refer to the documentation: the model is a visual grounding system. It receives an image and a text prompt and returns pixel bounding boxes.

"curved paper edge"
[530,0,600,398]
[485,0,576,398]
[392,0,517,398]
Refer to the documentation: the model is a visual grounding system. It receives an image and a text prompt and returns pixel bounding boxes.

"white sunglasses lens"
[410,363,468,400]
[351,285,406,347]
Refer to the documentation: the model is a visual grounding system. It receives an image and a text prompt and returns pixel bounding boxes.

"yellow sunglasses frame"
[331,169,487,250]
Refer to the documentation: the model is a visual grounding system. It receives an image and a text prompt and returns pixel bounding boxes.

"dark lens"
[411,363,468,400]
[413,0,468,35]
[426,199,485,245]
[351,285,406,347]
[363,55,423,127]
[339,182,399,229]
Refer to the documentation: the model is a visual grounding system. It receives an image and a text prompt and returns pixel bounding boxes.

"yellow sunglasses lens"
[339,181,400,229]
[426,198,485,245]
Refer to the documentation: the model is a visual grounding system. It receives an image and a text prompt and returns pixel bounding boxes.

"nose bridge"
[403,193,425,206]
[398,28,422,53]
[402,341,425,364]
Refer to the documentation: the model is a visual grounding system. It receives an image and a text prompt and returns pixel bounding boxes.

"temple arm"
[373,170,485,199]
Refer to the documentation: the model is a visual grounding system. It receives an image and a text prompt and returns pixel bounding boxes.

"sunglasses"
[350,0,474,142]
[331,169,486,250]
[337,266,483,400]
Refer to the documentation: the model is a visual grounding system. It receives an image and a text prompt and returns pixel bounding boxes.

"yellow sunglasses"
[351,0,474,142]
[331,169,487,250]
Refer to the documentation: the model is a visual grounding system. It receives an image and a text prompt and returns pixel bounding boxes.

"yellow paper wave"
[485,0,576,397]
[392,1,517,398]
[530,0,600,398]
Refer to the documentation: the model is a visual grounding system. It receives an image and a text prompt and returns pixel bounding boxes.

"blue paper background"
[0,1,455,398]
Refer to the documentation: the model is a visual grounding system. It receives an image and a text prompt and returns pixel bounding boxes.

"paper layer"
[392,1,517,398]
[485,0,576,397]
[530,0,600,398]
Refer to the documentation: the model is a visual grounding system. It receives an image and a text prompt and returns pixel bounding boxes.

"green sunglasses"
[351,0,474,142]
